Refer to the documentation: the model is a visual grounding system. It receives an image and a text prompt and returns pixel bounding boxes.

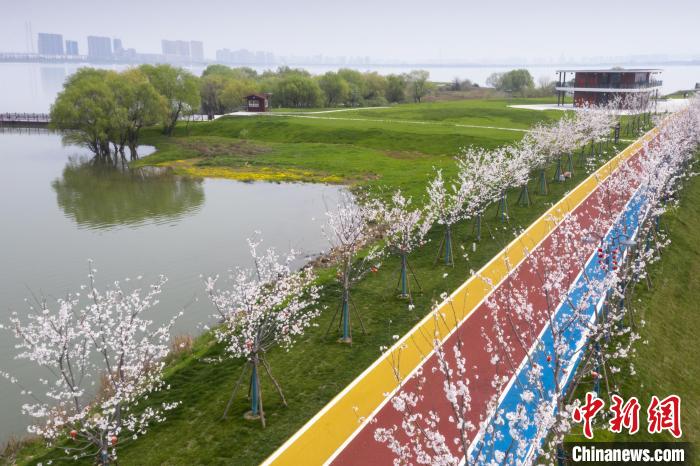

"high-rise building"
[161,40,177,55]
[216,48,231,62]
[65,40,79,55]
[37,33,64,55]
[87,36,112,60]
[190,41,204,61]
[216,48,274,64]
[113,38,123,55]
[162,39,190,58]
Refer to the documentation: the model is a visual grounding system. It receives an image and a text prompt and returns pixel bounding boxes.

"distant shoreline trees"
[486,68,535,96]
[50,64,200,159]
[199,65,438,110]
[49,64,556,160]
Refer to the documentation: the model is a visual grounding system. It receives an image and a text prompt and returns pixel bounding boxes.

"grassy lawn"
[136,99,568,200]
[135,135,456,199]
[171,111,532,154]
[566,157,700,459]
[307,97,563,128]
[6,98,667,465]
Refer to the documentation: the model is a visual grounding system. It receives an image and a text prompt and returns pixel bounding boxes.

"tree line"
[486,68,556,97]
[199,65,434,116]
[49,64,555,159]
[50,64,435,157]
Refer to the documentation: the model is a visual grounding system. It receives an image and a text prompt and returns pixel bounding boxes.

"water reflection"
[40,66,67,95]
[52,158,205,230]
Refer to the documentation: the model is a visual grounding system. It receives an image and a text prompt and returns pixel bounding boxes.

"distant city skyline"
[2,0,698,65]
[12,29,700,67]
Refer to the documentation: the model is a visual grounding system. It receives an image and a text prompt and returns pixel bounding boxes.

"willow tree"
[50,68,115,157]
[51,68,167,160]
[140,64,200,135]
[107,69,167,158]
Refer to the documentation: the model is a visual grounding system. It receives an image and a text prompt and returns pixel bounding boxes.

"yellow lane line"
[262,128,658,466]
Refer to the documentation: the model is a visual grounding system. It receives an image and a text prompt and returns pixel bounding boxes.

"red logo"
[609,394,641,435]
[573,392,605,439]
[647,395,682,438]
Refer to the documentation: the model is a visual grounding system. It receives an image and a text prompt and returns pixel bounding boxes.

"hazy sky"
[1,0,698,62]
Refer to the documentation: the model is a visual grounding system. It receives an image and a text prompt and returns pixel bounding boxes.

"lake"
[1,62,698,113]
[0,130,346,442]
[0,58,697,443]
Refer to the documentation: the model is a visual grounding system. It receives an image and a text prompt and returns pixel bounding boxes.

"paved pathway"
[265,112,531,133]
[262,127,659,465]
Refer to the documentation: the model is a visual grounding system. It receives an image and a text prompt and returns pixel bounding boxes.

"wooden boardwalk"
[0,113,50,127]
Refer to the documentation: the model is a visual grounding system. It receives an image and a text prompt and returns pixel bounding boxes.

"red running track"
[330,143,651,465]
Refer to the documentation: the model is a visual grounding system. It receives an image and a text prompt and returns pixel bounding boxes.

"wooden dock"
[0,113,50,127]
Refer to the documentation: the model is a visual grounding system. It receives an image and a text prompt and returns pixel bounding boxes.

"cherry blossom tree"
[205,235,320,426]
[426,169,467,265]
[574,104,617,171]
[1,265,181,465]
[514,142,540,208]
[525,120,568,195]
[375,101,700,465]
[372,190,432,303]
[374,301,509,466]
[455,146,502,240]
[489,145,532,221]
[323,194,382,343]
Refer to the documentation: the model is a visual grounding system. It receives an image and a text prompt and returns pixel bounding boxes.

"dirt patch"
[383,150,430,160]
[177,139,272,158]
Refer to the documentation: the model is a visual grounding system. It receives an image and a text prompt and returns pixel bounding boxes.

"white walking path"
[262,113,531,133]
[209,100,689,135]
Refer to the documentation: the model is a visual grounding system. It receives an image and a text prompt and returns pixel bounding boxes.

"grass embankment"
[136,99,563,198]
[566,161,700,457]
[10,159,624,466]
[6,98,618,465]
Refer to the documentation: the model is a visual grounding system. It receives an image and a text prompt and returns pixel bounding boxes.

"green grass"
[310,97,564,128]
[663,90,697,100]
[9,157,621,466]
[136,99,569,200]
[171,113,527,154]
[565,161,700,458]
[135,135,456,199]
[4,98,662,465]
[175,99,565,153]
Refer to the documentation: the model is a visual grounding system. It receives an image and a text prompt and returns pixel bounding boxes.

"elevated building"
[113,38,123,55]
[216,48,274,64]
[37,33,64,55]
[190,41,204,61]
[65,40,79,55]
[555,68,662,108]
[87,36,112,60]
[162,39,190,59]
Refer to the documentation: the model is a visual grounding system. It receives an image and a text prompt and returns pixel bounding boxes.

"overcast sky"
[1,0,698,62]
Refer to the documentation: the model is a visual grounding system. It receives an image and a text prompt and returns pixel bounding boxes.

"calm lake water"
[1,62,698,112]
[0,130,346,442]
[0,59,697,443]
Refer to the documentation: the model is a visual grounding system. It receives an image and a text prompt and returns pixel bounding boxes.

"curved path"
[262,127,660,466]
